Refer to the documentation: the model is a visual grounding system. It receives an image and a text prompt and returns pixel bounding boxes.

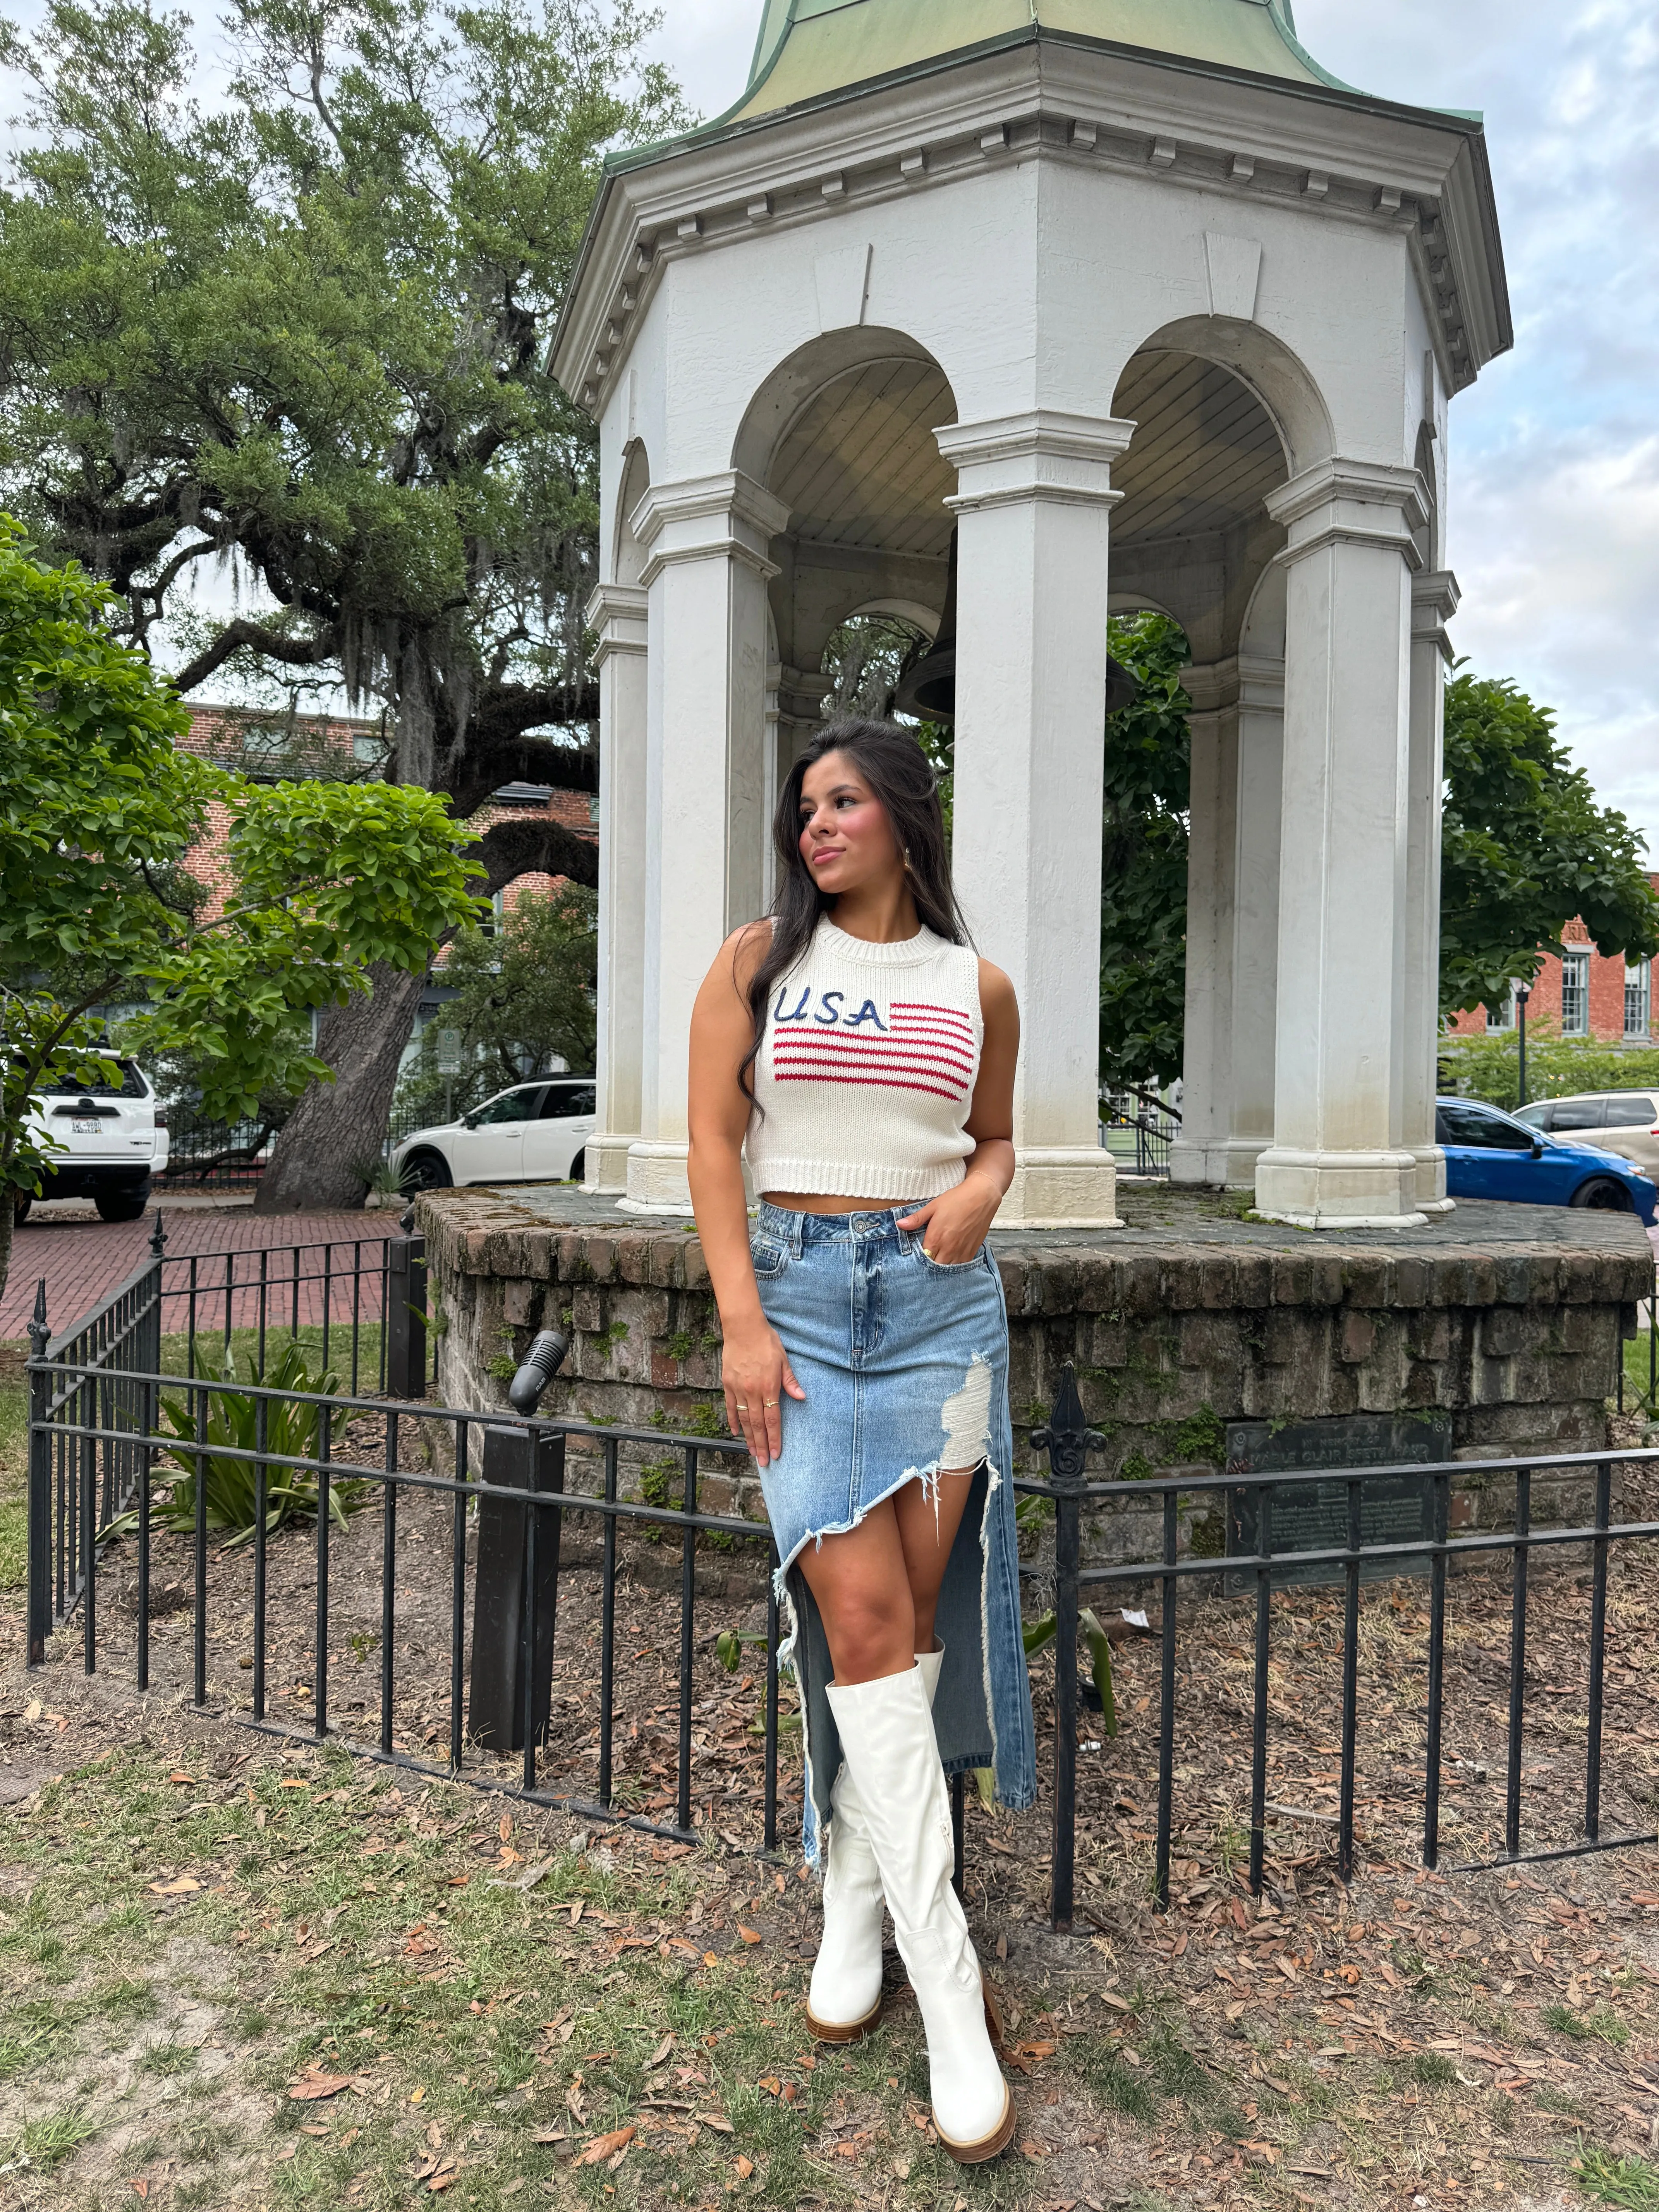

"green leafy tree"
[0,522,485,1304]
[394,884,597,1129]
[1440,1024,1659,1112]
[1439,673,1659,1014]
[0,0,683,1205]
[1098,613,1192,1089]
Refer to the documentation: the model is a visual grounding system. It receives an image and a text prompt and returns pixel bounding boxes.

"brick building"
[178,704,597,1042]
[1443,876,1659,1045]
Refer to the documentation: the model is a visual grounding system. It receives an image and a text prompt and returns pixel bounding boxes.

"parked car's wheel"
[12,1192,31,1226]
[1570,1176,1633,1211]
[399,1147,453,1194]
[95,1184,150,1223]
[567,1148,585,1185]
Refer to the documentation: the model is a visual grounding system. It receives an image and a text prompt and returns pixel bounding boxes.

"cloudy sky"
[5,1,1654,850]
[652,0,1659,854]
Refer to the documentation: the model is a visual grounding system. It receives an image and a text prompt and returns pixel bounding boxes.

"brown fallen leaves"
[574,2126,635,2168]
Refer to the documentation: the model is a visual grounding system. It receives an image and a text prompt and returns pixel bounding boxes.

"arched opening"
[732,329,960,776]
[613,441,651,586]
[1108,345,1291,665]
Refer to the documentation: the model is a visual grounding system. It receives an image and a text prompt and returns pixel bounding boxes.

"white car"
[16,1057,169,1223]
[392,1079,597,1193]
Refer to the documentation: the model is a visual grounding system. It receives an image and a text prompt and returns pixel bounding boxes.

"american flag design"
[768,984,980,1104]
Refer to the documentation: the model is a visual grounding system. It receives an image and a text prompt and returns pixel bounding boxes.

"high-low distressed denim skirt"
[749,1202,1037,1864]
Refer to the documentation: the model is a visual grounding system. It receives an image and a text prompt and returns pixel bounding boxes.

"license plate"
[72,1118,102,1134]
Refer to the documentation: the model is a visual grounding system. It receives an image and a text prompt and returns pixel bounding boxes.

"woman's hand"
[897,1168,1004,1265]
[720,1312,806,1468]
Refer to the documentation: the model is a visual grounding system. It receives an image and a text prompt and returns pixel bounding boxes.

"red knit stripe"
[774,1071,965,1101]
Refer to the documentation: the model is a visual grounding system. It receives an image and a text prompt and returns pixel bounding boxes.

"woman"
[687,719,1035,2166]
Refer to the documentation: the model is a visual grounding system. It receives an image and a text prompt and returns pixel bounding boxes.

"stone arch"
[1122,316,1335,479]
[1108,338,1296,666]
[732,327,961,738]
[614,440,652,586]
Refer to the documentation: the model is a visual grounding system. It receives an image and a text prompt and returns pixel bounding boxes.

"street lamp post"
[1516,982,1532,1108]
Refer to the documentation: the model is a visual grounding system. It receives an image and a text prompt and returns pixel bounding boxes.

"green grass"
[155,1321,387,1393]
[1546,2003,1632,2047]
[1574,2145,1659,2209]
[1623,1329,1657,1414]
[0,1355,25,1588]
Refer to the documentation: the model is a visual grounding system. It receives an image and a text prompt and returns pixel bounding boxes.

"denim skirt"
[750,1202,1037,1864]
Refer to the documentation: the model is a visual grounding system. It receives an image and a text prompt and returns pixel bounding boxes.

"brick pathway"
[2,1205,404,1341]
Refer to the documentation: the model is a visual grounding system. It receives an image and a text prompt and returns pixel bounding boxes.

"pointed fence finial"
[26,1276,48,1354]
[1029,1360,1106,1483]
[149,1210,168,1258]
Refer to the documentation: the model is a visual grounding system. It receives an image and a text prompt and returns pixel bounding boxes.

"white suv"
[391,1079,597,1194]
[17,1059,168,1224]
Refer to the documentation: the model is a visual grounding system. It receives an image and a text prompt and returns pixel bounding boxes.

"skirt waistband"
[754,1200,923,1250]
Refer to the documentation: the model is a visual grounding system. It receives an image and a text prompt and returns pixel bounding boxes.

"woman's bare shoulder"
[716,918,776,991]
[975,957,1018,1020]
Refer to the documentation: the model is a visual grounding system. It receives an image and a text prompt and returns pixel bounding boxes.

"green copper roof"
[727,0,1353,121]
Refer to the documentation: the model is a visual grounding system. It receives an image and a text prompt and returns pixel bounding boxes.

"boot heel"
[804,1992,883,2044]
[937,2083,1017,2165]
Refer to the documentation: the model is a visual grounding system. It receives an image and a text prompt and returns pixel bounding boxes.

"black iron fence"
[25,1235,1659,1917]
[26,1302,784,1852]
[1019,1367,1659,1932]
[1100,1088,1180,1177]
[155,1106,282,1185]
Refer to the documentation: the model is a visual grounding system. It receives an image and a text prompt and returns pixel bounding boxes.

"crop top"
[745,917,984,1202]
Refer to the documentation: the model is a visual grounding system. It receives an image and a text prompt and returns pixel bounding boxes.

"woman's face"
[797,750,903,899]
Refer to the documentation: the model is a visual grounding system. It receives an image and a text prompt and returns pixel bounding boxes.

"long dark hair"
[738,718,969,1106]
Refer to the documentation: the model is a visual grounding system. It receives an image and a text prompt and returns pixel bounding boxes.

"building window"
[1626,960,1651,1041]
[1560,949,1590,1036]
[1486,986,1515,1033]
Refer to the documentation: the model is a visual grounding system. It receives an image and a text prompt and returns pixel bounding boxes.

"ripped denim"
[749,1202,1037,1865]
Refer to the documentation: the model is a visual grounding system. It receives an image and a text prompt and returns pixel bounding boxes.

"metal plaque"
[1223,1414,1453,1594]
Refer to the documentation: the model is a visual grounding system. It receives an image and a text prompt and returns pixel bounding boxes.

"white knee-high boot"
[806,1645,945,2042]
[826,1665,1014,2163]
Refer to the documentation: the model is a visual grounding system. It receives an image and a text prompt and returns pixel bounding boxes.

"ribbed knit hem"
[749,1157,968,1202]
[814,920,955,968]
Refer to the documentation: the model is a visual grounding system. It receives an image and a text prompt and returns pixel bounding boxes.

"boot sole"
[803,1992,883,2044]
[937,2083,1017,2165]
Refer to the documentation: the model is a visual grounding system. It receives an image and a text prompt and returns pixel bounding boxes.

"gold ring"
[735,1401,750,1411]
[922,1245,934,1259]
[764,1398,779,1407]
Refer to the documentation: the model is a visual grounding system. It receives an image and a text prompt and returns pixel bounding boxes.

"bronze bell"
[893,526,1142,725]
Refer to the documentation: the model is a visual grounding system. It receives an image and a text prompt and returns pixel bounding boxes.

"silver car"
[391,1079,597,1193]
[1512,1091,1659,1180]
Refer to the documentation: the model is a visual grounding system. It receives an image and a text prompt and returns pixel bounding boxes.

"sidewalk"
[1,1200,404,1340]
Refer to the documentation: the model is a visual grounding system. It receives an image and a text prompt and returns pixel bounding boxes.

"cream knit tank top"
[746,917,983,1202]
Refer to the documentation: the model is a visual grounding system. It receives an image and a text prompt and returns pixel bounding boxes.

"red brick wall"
[176,707,596,934]
[1444,880,1658,1042]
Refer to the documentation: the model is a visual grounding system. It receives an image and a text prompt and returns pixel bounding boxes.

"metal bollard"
[385,1227,428,1400]
[466,1330,572,1753]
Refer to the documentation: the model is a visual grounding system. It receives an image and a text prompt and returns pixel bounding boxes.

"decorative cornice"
[1266,458,1427,569]
[1411,568,1460,664]
[938,409,1134,513]
[585,582,649,661]
[551,39,1508,418]
[630,471,791,590]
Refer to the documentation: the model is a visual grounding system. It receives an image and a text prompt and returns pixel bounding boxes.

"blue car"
[1436,1098,1657,1223]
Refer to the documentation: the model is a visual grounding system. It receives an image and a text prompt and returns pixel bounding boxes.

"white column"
[622,471,789,1214]
[939,411,1135,1229]
[583,583,648,1194]
[1170,657,1283,1190]
[1254,460,1426,1229]
[1169,662,1241,1188]
[1227,654,1285,1181]
[1406,571,1460,1214]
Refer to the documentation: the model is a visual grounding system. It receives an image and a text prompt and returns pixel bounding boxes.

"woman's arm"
[687,926,804,1469]
[895,958,1019,1262]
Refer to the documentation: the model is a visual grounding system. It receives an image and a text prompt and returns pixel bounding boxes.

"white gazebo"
[552,0,1509,1228]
